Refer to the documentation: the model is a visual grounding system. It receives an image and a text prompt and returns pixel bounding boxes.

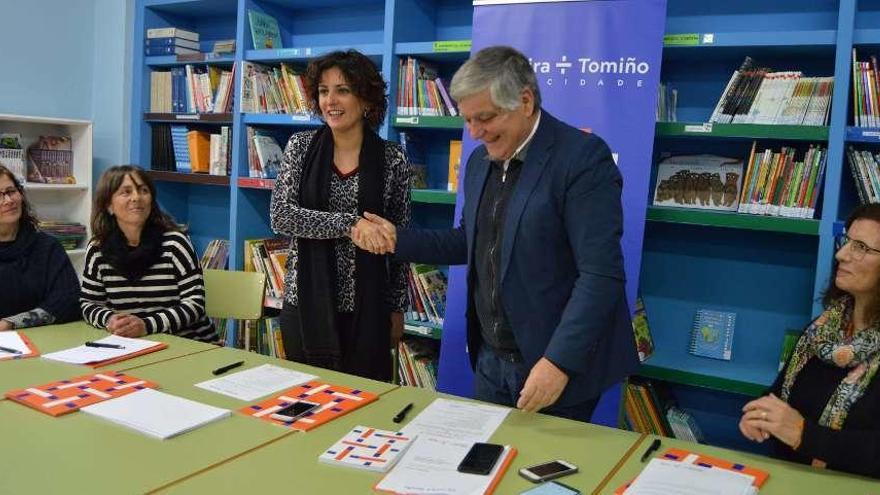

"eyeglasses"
[836,234,880,260]
[0,188,19,202]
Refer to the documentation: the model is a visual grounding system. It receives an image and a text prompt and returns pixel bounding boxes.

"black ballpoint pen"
[640,438,661,462]
[0,345,22,354]
[85,341,125,349]
[393,402,414,423]
[212,360,245,375]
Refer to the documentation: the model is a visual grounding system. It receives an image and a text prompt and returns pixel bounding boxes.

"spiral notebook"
[689,309,736,361]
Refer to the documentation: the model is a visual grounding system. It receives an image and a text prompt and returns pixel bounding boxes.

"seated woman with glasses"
[80,165,218,343]
[0,165,81,330]
[739,203,880,479]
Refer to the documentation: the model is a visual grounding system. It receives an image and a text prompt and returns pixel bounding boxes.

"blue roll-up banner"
[437,0,667,427]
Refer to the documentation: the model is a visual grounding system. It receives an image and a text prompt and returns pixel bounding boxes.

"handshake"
[351,212,397,255]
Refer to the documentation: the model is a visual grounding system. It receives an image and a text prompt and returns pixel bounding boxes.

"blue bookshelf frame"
[129,0,872,452]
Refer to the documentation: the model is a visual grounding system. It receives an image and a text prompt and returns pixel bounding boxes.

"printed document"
[194,364,316,401]
[41,335,162,364]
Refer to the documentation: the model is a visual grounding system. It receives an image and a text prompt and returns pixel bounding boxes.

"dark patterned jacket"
[269,130,411,313]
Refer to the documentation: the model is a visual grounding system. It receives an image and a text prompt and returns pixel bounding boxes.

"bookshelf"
[128,0,872,448]
[0,114,92,275]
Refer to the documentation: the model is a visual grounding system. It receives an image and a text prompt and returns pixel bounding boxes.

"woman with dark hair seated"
[269,49,411,381]
[80,165,218,343]
[0,165,80,330]
[740,203,880,478]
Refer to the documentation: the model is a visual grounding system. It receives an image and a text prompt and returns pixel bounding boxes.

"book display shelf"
[639,0,867,451]
[0,114,92,275]
[130,0,473,385]
[130,0,874,448]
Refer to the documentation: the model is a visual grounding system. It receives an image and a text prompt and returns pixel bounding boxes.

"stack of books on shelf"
[851,49,880,128]
[211,39,235,56]
[150,125,231,176]
[243,237,288,308]
[149,64,235,114]
[736,142,826,218]
[846,146,880,204]
[0,133,25,182]
[236,317,286,358]
[709,57,833,126]
[39,221,86,250]
[623,380,704,443]
[240,62,309,115]
[200,239,229,270]
[396,57,458,117]
[656,82,677,122]
[245,128,284,179]
[145,27,200,56]
[406,264,447,326]
[397,339,438,390]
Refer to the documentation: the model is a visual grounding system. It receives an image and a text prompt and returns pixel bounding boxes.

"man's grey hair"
[449,46,542,110]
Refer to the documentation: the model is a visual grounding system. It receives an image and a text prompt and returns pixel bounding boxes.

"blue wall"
[0,0,131,180]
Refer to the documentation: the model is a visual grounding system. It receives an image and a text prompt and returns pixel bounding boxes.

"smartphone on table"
[519,459,578,483]
[457,442,505,475]
[269,400,320,422]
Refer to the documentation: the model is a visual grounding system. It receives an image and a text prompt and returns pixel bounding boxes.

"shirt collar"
[507,110,541,166]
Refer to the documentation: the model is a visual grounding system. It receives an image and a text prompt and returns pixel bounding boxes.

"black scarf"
[296,125,391,380]
[102,222,165,281]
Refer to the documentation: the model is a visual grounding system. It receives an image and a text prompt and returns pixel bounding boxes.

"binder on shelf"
[5,371,159,417]
[689,309,736,361]
[239,380,378,431]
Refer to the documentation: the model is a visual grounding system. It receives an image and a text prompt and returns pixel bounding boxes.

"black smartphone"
[457,442,505,475]
[269,400,320,422]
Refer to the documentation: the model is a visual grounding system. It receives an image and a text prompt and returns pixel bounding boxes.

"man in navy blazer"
[359,46,639,422]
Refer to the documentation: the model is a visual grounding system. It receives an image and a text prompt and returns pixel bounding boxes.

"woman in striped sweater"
[80,165,218,343]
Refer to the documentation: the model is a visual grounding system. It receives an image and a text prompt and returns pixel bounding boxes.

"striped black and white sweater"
[80,230,218,342]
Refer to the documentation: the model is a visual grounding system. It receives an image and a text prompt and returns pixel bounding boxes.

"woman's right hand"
[351,217,395,254]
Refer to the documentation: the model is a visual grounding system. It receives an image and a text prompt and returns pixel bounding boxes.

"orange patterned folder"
[239,380,378,432]
[614,446,770,494]
[85,342,168,368]
[5,371,159,417]
[0,332,39,361]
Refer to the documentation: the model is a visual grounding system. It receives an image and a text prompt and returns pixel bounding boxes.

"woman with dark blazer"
[269,50,411,381]
[740,203,880,479]
[0,165,80,330]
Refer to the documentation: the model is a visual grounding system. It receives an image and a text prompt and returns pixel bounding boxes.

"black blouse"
[768,355,880,478]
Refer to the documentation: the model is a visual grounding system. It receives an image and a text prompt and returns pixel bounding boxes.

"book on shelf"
[652,154,744,212]
[146,27,199,42]
[200,239,230,270]
[709,56,833,126]
[240,61,308,115]
[778,328,801,371]
[243,237,288,301]
[447,140,461,193]
[631,296,654,362]
[187,130,211,173]
[149,64,235,114]
[396,57,458,117]
[850,49,880,128]
[212,39,235,55]
[846,145,880,204]
[689,309,736,361]
[145,36,200,50]
[398,338,438,390]
[27,135,73,184]
[320,425,416,472]
[145,45,200,56]
[406,264,447,325]
[237,317,286,359]
[656,82,677,122]
[622,379,671,436]
[737,141,827,218]
[248,9,282,50]
[251,132,284,179]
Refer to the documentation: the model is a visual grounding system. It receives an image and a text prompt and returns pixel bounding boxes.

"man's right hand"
[352,214,396,254]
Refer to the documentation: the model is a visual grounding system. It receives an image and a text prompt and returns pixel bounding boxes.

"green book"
[778,329,801,371]
[248,10,282,50]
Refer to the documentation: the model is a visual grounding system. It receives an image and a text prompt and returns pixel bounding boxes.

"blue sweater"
[0,224,81,325]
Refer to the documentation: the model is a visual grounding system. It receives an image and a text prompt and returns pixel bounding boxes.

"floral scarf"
[780,296,880,431]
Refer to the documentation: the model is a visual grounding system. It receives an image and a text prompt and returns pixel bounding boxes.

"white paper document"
[0,331,34,357]
[194,363,316,401]
[401,398,510,442]
[81,388,230,439]
[375,436,513,495]
[41,335,162,364]
[623,458,757,495]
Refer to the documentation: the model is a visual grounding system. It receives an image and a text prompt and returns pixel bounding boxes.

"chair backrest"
[203,269,266,320]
